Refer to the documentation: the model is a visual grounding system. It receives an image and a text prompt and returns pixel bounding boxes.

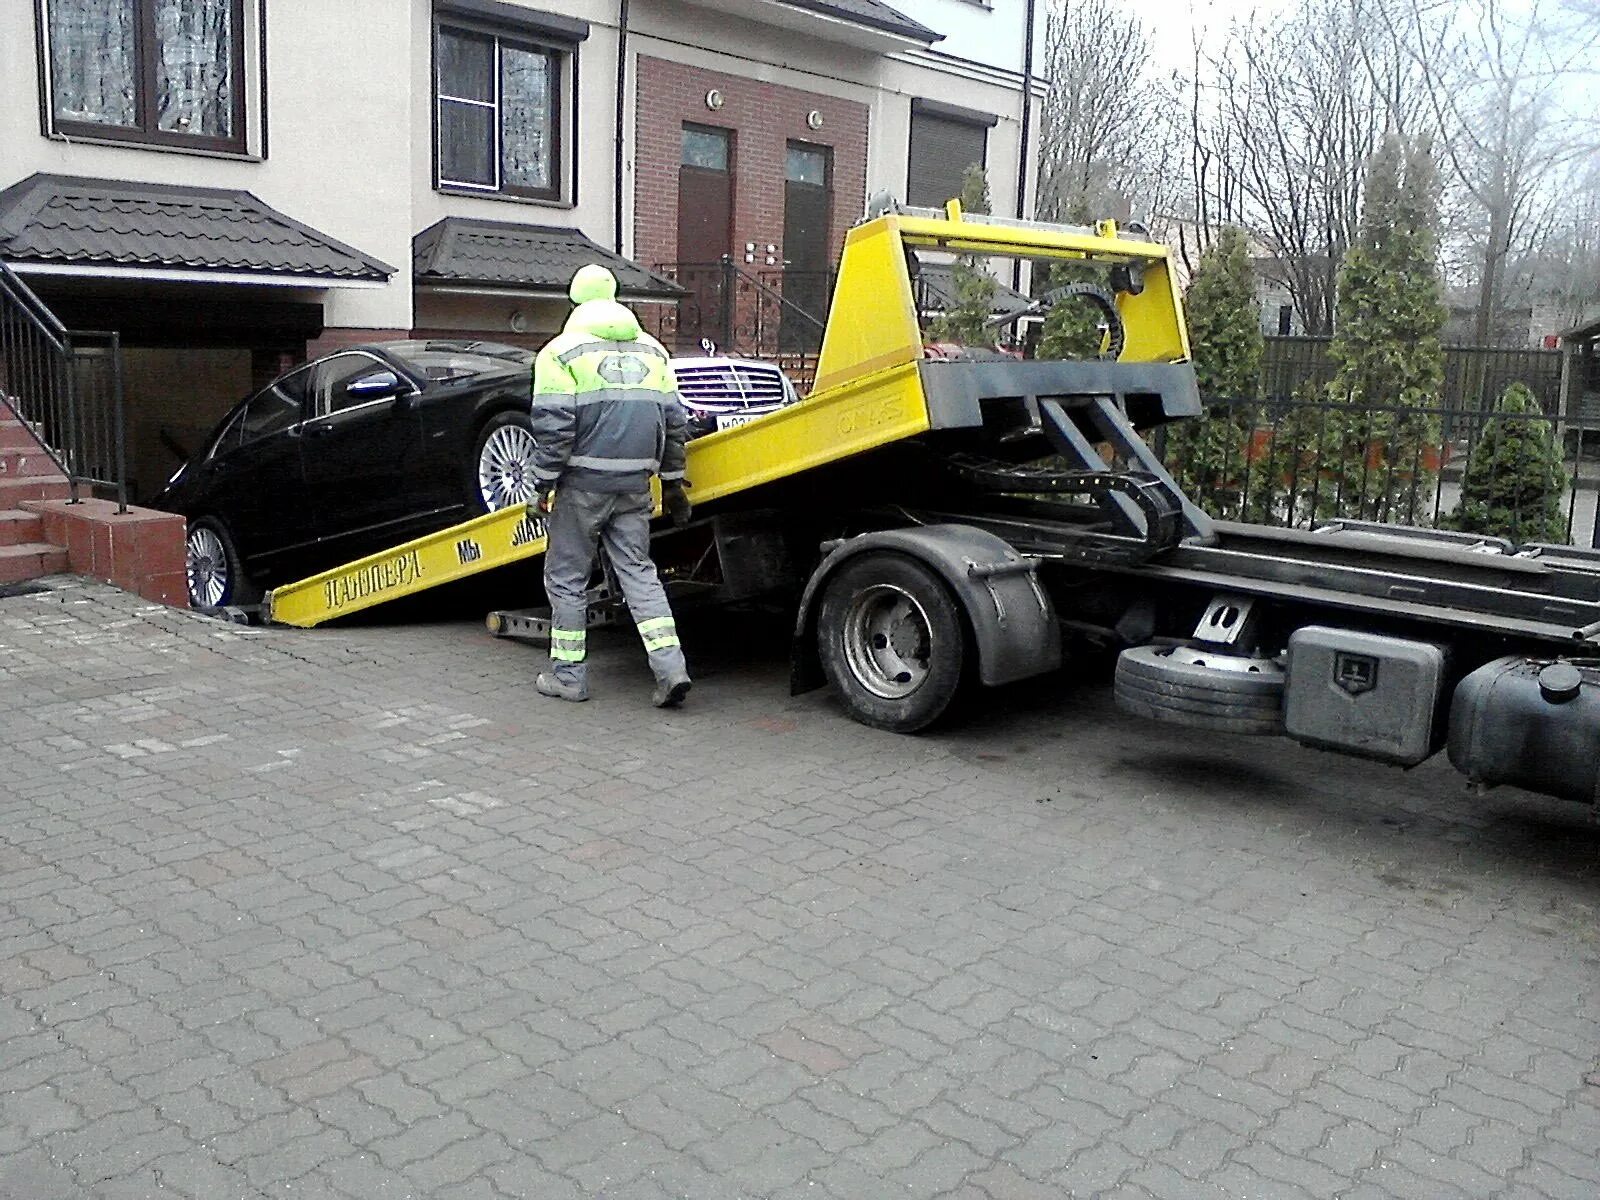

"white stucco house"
[0,0,1045,501]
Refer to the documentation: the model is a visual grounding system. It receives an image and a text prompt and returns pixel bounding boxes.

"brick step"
[0,541,68,585]
[0,509,45,548]
[0,475,71,505]
[0,420,44,452]
[0,447,65,478]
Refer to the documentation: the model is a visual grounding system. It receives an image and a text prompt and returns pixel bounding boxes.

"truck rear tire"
[1114,643,1286,735]
[817,552,967,733]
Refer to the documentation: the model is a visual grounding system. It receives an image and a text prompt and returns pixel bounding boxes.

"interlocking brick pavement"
[2,577,1598,1199]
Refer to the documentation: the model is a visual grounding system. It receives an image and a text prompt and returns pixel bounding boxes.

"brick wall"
[633,56,868,282]
[304,328,410,361]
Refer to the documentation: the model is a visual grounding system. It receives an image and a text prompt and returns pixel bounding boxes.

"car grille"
[673,360,790,413]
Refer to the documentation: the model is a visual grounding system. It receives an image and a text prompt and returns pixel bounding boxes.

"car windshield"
[383,340,534,383]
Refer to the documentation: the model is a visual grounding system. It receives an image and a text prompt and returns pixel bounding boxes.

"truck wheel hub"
[845,584,932,699]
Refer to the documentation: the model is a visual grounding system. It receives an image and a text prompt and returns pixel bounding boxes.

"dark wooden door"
[677,125,733,349]
[781,142,832,352]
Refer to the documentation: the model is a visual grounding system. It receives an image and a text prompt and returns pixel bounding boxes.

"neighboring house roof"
[1560,316,1600,340]
[914,264,1032,317]
[780,0,940,42]
[0,173,394,281]
[413,217,684,300]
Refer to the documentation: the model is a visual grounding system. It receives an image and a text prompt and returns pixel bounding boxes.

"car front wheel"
[472,412,540,513]
[186,518,259,609]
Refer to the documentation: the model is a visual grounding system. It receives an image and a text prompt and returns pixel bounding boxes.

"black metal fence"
[0,262,127,510]
[1157,396,1600,548]
[1261,337,1565,428]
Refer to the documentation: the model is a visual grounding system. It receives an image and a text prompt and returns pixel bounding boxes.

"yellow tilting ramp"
[266,204,1187,628]
[266,359,933,626]
[267,503,551,628]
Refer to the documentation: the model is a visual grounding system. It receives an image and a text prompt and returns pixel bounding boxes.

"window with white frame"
[435,24,564,200]
[39,0,252,153]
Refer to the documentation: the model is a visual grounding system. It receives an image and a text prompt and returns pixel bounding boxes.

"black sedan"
[154,339,798,609]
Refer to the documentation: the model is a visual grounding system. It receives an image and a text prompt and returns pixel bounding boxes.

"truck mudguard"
[791,524,1062,694]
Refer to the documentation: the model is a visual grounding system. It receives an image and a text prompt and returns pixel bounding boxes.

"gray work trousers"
[543,487,687,691]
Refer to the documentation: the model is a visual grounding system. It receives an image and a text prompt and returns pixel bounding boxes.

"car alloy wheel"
[478,423,540,512]
[187,524,229,608]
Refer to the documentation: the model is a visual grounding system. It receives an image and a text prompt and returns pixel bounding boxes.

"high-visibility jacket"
[529,299,688,494]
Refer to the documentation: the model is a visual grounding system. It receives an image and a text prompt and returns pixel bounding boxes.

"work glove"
[533,488,555,515]
[663,481,692,529]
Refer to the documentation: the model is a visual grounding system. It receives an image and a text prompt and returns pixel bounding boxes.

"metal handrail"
[652,258,829,359]
[726,262,827,335]
[0,260,127,511]
[0,260,68,345]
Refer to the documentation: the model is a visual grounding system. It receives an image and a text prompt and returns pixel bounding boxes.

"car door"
[298,352,424,556]
[199,369,314,575]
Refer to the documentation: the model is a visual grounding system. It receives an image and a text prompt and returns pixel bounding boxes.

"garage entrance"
[33,283,322,503]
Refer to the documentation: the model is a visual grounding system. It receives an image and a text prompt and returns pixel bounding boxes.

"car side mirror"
[346,370,409,403]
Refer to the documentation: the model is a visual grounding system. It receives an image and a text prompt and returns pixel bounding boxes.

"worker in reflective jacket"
[528,264,694,707]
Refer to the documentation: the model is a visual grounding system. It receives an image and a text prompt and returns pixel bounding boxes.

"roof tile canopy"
[0,174,394,281]
[413,217,684,300]
[782,0,939,41]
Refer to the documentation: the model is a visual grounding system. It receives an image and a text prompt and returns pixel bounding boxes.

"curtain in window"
[438,29,495,186]
[49,0,137,127]
[501,46,552,192]
[154,0,235,137]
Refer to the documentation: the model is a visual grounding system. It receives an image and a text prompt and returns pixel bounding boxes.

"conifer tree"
[927,165,997,345]
[1445,382,1568,544]
[1313,135,1448,524]
[1165,226,1265,516]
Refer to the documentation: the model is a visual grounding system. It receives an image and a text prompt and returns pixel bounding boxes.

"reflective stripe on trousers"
[636,615,679,653]
[550,627,586,663]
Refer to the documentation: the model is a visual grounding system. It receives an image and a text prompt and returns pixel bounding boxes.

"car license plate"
[716,412,761,431]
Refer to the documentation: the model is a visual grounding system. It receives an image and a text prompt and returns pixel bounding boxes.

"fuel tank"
[1447,657,1600,805]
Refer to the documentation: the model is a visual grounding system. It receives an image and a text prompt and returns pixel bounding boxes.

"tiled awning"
[0,173,394,284]
[413,217,684,301]
[773,0,938,42]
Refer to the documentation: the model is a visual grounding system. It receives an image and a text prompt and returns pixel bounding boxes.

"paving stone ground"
[2,576,1598,1200]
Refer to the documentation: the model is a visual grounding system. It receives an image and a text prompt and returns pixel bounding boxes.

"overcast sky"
[1122,0,1262,73]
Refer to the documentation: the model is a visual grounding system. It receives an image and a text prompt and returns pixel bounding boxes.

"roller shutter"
[907,104,991,208]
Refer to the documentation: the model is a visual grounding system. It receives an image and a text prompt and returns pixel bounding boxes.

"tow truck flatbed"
[262,202,1600,811]
[267,205,1192,629]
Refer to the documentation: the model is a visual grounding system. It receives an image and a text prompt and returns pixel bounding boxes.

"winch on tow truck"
[262,201,1600,812]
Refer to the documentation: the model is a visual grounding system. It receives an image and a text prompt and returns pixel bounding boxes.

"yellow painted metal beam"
[680,360,929,506]
[814,222,926,393]
[815,211,1191,389]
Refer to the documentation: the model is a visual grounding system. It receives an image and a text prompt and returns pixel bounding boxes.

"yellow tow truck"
[264,201,1600,810]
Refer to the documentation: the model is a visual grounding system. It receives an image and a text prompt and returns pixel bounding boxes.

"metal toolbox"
[1284,626,1449,765]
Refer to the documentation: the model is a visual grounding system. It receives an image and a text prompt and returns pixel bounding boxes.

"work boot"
[536,672,589,702]
[652,671,692,709]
